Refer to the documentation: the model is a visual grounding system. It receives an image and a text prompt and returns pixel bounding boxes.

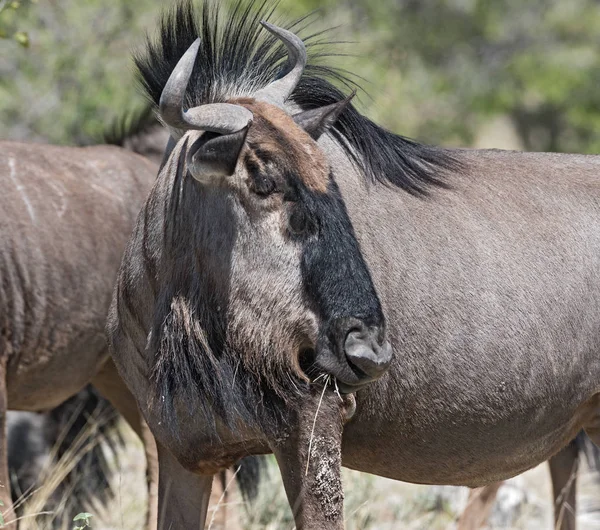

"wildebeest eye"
[248,172,276,197]
[288,207,308,235]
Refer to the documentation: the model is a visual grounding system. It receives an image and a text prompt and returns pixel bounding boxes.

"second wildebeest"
[109,1,600,528]
[0,139,159,526]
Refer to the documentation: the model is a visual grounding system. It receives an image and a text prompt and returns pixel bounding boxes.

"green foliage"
[72,512,93,529]
[336,0,600,152]
[1,0,156,144]
[3,0,600,154]
[0,0,33,47]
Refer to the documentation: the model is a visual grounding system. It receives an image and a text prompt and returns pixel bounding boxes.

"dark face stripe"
[298,174,384,326]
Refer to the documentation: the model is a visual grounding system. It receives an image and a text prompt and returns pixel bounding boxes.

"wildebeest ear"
[187,127,248,181]
[292,93,355,140]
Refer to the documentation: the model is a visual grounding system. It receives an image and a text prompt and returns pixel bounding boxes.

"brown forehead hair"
[231,98,329,193]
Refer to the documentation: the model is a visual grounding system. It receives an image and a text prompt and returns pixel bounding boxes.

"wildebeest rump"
[3,112,170,526]
[109,1,600,528]
[0,142,154,407]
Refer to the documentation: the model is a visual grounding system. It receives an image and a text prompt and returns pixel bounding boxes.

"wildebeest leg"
[550,439,579,530]
[91,358,158,530]
[0,362,16,528]
[456,482,503,530]
[457,438,579,530]
[91,358,144,435]
[156,441,213,530]
[270,387,346,530]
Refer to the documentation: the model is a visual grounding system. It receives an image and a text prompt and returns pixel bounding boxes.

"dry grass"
[9,418,600,530]
[9,419,147,530]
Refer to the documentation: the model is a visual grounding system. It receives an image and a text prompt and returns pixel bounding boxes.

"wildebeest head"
[154,23,392,410]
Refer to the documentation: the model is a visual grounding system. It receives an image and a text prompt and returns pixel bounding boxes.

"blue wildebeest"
[108,1,600,528]
[105,109,264,528]
[1,111,171,528]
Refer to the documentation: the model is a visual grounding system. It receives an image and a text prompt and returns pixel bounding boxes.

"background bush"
[4,0,600,153]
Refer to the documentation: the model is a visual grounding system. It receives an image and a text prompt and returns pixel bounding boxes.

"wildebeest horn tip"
[255,22,307,108]
[160,38,253,136]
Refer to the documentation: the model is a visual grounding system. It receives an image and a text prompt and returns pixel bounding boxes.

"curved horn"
[159,38,253,135]
[254,22,307,108]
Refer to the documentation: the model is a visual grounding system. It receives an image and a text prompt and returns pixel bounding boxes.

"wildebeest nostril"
[344,329,392,380]
[298,347,318,378]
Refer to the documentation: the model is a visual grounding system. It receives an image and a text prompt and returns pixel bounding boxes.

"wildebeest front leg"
[156,442,213,530]
[0,361,16,528]
[457,482,502,530]
[271,386,347,530]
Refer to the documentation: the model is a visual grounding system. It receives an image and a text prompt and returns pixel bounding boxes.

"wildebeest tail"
[102,105,168,165]
[234,455,265,503]
[47,385,123,512]
[102,104,157,147]
[9,385,123,527]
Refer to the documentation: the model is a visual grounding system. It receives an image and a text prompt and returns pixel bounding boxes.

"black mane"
[102,105,158,146]
[135,0,461,194]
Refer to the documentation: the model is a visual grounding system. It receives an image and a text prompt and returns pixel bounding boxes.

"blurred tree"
[0,0,31,48]
[0,0,157,144]
[336,0,600,153]
[0,0,327,145]
[3,0,600,154]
